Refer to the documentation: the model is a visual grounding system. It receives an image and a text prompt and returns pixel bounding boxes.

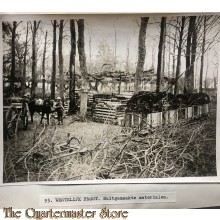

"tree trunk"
[118,71,122,94]
[156,17,166,94]
[59,20,64,102]
[125,39,130,92]
[205,54,209,89]
[134,17,149,94]
[31,21,40,97]
[172,27,177,78]
[22,22,29,95]
[42,31,47,99]
[162,21,166,75]
[11,21,17,93]
[168,34,171,78]
[31,21,36,97]
[184,16,196,94]
[69,19,77,114]
[174,16,185,95]
[51,20,57,100]
[190,17,197,92]
[199,16,207,93]
[77,19,88,117]
[114,29,117,71]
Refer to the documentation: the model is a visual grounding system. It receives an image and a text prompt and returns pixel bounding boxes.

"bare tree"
[114,27,117,71]
[42,31,47,99]
[87,26,94,73]
[162,20,167,74]
[51,20,57,99]
[190,17,198,91]
[174,16,186,95]
[199,16,207,93]
[156,17,166,93]
[10,21,17,93]
[59,20,64,102]
[172,27,177,79]
[184,16,196,94]
[77,19,88,117]
[69,19,77,114]
[125,38,130,91]
[134,17,149,94]
[30,20,41,97]
[21,22,29,95]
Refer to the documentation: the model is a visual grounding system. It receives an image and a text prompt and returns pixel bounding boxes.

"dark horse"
[28,98,54,125]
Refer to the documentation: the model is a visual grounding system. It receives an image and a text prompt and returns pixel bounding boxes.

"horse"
[28,97,54,125]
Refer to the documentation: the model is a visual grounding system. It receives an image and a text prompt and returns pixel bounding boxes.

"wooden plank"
[187,107,193,119]
[151,112,162,127]
[178,108,187,120]
[163,111,169,124]
[193,105,201,118]
[201,104,209,115]
[133,113,141,127]
[95,108,116,113]
[193,105,198,118]
[125,113,132,127]
[198,105,202,116]
[94,114,116,118]
[94,109,116,114]
[140,115,150,129]
[169,110,178,124]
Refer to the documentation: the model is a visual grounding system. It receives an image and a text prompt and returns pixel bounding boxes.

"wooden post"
[80,91,88,118]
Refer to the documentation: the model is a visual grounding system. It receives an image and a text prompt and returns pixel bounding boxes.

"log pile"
[92,101,126,124]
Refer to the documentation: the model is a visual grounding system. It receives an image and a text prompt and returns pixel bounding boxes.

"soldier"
[22,93,30,117]
[55,97,64,125]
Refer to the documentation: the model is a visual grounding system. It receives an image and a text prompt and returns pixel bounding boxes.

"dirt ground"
[15,114,122,151]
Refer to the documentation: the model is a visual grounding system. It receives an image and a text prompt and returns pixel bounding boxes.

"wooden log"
[80,91,88,118]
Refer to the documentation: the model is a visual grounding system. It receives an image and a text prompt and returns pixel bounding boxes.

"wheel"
[5,107,17,139]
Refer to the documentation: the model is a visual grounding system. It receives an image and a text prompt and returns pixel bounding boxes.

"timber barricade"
[124,103,210,128]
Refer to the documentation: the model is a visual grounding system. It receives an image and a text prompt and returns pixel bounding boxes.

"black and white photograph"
[1,14,219,184]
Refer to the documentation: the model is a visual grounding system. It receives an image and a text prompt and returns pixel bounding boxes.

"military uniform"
[55,98,64,125]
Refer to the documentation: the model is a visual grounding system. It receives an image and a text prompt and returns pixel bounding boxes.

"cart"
[3,97,29,139]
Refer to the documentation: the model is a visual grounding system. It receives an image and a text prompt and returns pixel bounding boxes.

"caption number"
[44,198,52,203]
